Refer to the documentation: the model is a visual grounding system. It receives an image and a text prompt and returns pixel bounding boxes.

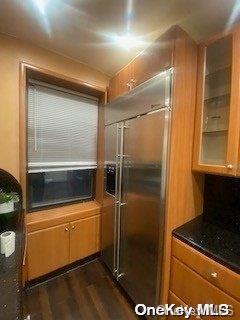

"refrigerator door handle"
[114,123,124,277]
[117,272,125,280]
[113,124,121,275]
[120,202,127,206]
[115,122,126,278]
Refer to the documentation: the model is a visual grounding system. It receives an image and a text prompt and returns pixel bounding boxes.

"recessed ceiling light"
[112,33,144,50]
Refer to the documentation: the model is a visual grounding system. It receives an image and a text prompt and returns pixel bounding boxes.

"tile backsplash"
[203,174,240,233]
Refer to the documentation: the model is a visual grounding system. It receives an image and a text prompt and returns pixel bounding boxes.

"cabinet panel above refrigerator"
[105,69,172,125]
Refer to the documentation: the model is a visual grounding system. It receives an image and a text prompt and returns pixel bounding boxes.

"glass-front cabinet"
[193,29,240,176]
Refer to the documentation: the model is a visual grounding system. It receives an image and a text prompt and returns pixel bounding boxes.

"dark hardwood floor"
[23,259,138,320]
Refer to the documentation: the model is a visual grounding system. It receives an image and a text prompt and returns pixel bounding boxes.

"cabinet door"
[108,74,118,102]
[108,27,175,102]
[118,63,133,97]
[193,32,240,175]
[69,215,100,263]
[108,64,133,102]
[27,223,69,280]
[133,30,173,87]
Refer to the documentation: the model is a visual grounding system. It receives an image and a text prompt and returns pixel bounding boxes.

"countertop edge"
[172,232,240,275]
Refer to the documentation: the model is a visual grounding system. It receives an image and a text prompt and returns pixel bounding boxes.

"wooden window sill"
[26,200,101,232]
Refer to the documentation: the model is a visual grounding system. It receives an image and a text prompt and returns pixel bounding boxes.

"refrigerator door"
[118,109,170,306]
[101,123,122,274]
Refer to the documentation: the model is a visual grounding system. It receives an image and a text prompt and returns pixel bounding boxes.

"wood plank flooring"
[23,259,139,320]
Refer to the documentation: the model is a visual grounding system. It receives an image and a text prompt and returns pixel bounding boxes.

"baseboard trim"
[25,252,100,288]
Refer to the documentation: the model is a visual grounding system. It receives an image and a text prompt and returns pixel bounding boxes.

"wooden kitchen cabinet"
[172,238,240,301]
[193,26,240,176]
[133,27,174,87]
[168,291,197,320]
[108,74,118,101]
[27,223,70,280]
[26,202,101,280]
[108,26,176,102]
[118,63,134,97]
[69,215,100,263]
[27,216,100,280]
[170,257,240,320]
[108,63,134,101]
[170,238,240,319]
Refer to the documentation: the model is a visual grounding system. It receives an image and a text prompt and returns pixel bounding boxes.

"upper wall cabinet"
[108,27,175,102]
[133,28,174,87]
[193,27,240,176]
[108,63,134,101]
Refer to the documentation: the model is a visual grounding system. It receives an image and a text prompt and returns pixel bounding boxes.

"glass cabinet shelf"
[205,65,231,77]
[204,93,230,103]
[204,68,231,100]
[202,129,228,134]
[200,35,232,166]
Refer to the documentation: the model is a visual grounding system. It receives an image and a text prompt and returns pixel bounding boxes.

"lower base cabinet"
[170,258,240,319]
[69,215,100,263]
[169,238,240,320]
[27,223,69,280]
[27,215,100,280]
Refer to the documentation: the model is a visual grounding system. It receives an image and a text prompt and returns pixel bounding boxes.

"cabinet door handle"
[210,271,218,279]
[126,79,136,90]
[225,164,233,170]
[65,227,69,232]
[72,225,75,230]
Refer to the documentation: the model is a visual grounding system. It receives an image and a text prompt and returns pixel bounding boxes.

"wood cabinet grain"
[170,257,240,320]
[108,26,175,102]
[26,205,101,280]
[69,215,100,263]
[193,26,240,176]
[27,223,70,280]
[108,72,118,102]
[172,238,240,302]
[133,27,174,87]
[108,63,134,101]
[26,201,101,232]
[168,291,199,319]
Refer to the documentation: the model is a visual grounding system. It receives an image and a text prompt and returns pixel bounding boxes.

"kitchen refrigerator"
[101,69,172,307]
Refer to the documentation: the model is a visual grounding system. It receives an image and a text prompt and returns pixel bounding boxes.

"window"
[27,80,98,211]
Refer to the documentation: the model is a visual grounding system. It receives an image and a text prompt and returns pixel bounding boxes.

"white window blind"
[27,82,98,172]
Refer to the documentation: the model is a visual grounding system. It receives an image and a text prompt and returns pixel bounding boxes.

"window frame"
[27,168,96,212]
[19,62,106,211]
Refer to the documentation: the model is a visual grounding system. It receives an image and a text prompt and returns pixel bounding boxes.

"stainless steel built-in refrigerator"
[101,69,172,306]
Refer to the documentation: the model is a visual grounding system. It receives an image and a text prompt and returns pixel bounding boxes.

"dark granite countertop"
[173,215,240,274]
[0,230,24,276]
[0,209,25,276]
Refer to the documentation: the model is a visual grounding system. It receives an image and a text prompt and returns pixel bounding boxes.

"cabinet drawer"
[172,237,240,301]
[169,291,199,319]
[170,257,240,320]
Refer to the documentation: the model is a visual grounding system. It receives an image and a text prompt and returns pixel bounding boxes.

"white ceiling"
[0,0,239,76]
